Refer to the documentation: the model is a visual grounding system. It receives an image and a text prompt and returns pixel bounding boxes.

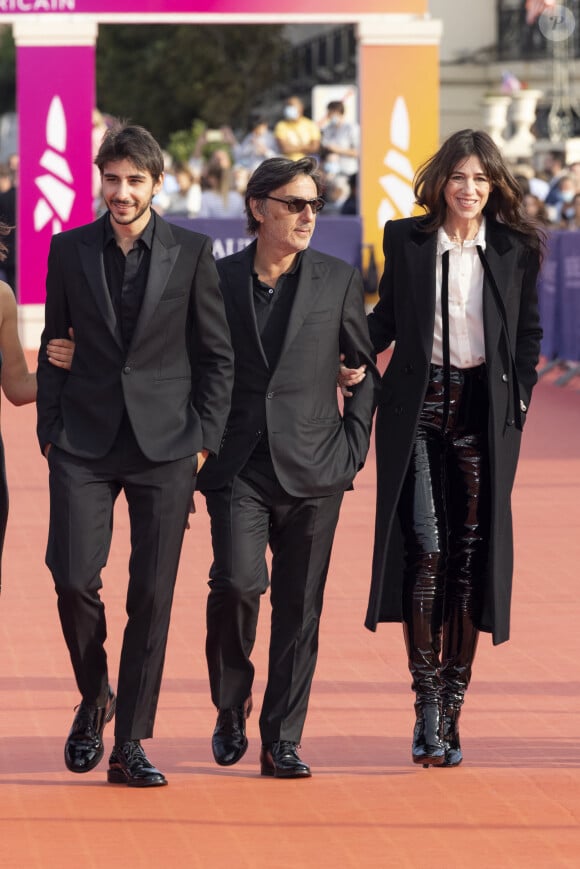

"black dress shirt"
[249,251,302,463]
[103,213,154,350]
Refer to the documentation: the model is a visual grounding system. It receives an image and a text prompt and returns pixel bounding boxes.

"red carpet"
[0,356,578,868]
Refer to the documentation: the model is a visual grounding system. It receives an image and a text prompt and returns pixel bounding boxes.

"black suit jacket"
[37,212,234,462]
[199,242,380,498]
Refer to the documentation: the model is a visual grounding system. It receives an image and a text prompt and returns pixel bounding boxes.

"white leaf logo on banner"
[34,96,75,234]
[377,97,415,227]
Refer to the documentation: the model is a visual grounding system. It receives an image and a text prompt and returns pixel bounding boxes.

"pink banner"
[17,45,94,304]
[1,1,424,16]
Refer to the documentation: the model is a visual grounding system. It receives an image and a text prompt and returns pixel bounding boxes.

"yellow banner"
[360,43,439,288]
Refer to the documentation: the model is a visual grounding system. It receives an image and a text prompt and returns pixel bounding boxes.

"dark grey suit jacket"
[199,241,380,498]
[37,212,234,463]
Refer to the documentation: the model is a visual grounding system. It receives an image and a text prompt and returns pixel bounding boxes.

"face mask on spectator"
[561,190,576,203]
[284,105,299,121]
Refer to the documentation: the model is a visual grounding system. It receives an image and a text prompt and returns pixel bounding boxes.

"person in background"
[341,129,543,769]
[164,163,202,218]
[92,110,110,216]
[0,163,16,293]
[522,192,550,226]
[322,173,351,215]
[340,172,358,215]
[319,100,360,179]
[559,191,580,230]
[274,96,321,161]
[0,220,74,589]
[234,112,279,173]
[199,165,245,219]
[548,174,578,224]
[199,156,379,779]
[543,150,568,207]
[37,122,233,788]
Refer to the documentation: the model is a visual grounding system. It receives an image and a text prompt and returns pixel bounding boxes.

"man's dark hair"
[95,121,164,181]
[326,101,345,115]
[245,157,323,235]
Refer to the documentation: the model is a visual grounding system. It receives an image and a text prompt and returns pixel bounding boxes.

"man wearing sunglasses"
[198,156,380,778]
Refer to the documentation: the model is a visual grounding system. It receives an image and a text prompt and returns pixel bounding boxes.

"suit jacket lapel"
[222,241,269,368]
[130,215,180,350]
[276,247,324,362]
[78,215,123,348]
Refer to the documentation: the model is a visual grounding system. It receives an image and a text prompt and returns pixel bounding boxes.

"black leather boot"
[440,594,480,767]
[441,705,462,767]
[403,616,445,768]
[412,702,445,767]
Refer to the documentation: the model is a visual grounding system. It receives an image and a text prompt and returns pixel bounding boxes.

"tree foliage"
[96,24,290,148]
[0,27,16,116]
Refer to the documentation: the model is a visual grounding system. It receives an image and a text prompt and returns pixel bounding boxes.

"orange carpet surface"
[0,356,578,868]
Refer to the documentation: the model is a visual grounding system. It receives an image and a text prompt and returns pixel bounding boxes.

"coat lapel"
[78,215,123,348]
[481,218,514,353]
[408,221,438,359]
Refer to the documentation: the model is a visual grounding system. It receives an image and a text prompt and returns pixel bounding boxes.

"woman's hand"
[47,327,75,370]
[338,353,366,397]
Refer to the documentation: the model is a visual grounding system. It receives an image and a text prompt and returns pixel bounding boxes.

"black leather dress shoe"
[64,687,116,773]
[212,706,248,766]
[260,741,311,778]
[107,740,167,787]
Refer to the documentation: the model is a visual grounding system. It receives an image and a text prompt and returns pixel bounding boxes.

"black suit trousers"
[46,417,196,742]
[205,457,344,743]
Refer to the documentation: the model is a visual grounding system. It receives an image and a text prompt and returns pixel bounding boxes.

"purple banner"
[558,231,580,361]
[166,215,363,269]
[17,44,94,304]
[537,231,561,360]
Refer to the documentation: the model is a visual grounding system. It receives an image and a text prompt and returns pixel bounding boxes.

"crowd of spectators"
[6,108,580,264]
[145,96,360,221]
[514,149,580,230]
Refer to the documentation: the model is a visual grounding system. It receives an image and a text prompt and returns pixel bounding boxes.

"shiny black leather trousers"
[398,364,491,712]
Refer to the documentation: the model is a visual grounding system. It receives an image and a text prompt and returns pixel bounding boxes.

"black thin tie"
[441,249,451,431]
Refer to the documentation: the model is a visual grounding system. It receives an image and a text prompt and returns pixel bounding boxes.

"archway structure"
[1,1,441,344]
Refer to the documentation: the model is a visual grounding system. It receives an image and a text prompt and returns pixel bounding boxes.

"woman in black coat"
[345,130,543,767]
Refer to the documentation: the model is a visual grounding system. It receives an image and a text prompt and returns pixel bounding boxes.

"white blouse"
[432,219,487,369]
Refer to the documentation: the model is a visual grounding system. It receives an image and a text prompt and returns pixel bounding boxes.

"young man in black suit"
[37,123,234,787]
[199,157,379,778]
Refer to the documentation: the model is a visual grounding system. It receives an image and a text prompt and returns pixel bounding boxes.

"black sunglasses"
[265,195,325,214]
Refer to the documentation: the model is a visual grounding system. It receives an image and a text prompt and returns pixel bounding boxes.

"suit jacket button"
[266,391,274,399]
[123,366,131,374]
[501,373,508,382]
[507,418,514,426]
[404,364,414,374]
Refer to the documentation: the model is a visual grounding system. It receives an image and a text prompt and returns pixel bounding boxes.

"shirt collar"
[437,217,486,255]
[252,249,304,281]
[104,210,155,250]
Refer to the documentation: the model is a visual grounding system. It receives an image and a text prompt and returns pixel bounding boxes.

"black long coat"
[364,216,542,645]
